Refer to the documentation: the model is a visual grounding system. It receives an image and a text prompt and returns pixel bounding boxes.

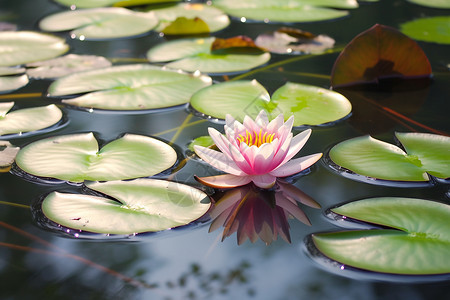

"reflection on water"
[208,181,319,245]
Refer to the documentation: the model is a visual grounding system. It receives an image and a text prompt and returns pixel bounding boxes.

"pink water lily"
[194,110,322,189]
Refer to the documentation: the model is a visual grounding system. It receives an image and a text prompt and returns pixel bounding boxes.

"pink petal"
[208,127,233,159]
[243,114,262,133]
[252,143,276,174]
[229,144,254,174]
[195,174,252,189]
[278,129,312,166]
[254,110,269,127]
[271,134,292,167]
[251,174,277,189]
[279,115,294,136]
[266,114,284,133]
[270,153,322,177]
[240,143,257,169]
[194,145,246,176]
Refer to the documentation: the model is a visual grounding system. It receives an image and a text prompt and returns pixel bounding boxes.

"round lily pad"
[406,0,450,8]
[0,103,63,137]
[211,0,352,23]
[0,74,28,94]
[0,31,69,67]
[47,64,212,111]
[147,37,271,74]
[400,16,450,45]
[271,82,352,126]
[190,80,352,126]
[53,0,181,8]
[328,132,450,183]
[15,132,179,183]
[310,197,450,276]
[39,7,159,40]
[26,54,112,79]
[41,178,210,235]
[151,3,230,35]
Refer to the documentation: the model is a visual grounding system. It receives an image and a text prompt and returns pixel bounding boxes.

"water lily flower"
[194,110,322,189]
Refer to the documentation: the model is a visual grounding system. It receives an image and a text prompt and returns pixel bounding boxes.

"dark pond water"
[1,0,449,299]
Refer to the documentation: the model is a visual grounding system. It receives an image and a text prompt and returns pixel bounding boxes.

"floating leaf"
[0,74,28,93]
[47,64,212,111]
[400,16,450,45]
[211,0,352,23]
[211,36,260,51]
[0,31,69,67]
[53,0,122,7]
[310,197,450,275]
[39,7,158,40]
[0,141,19,172]
[0,67,26,76]
[41,178,210,235]
[271,82,352,126]
[147,37,270,74]
[187,136,215,152]
[406,0,450,9]
[328,132,450,183]
[0,103,63,137]
[26,54,112,79]
[255,27,335,55]
[190,80,352,126]
[53,0,181,8]
[15,133,179,183]
[331,24,432,88]
[151,3,229,35]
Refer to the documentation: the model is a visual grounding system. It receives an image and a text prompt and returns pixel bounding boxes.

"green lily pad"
[0,141,20,172]
[151,3,230,35]
[328,132,450,183]
[190,80,352,126]
[211,0,352,23]
[39,7,158,40]
[26,54,112,79]
[47,64,212,111]
[41,178,210,235]
[0,103,63,137]
[53,0,181,8]
[0,67,26,76]
[0,74,28,94]
[147,37,271,74]
[15,132,179,183]
[0,31,69,67]
[406,0,450,8]
[400,16,450,45]
[311,197,450,275]
[187,136,215,152]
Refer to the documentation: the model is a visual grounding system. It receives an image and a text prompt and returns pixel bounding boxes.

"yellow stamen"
[237,129,275,147]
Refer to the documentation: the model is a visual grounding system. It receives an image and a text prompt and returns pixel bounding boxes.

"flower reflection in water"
[207,180,320,245]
